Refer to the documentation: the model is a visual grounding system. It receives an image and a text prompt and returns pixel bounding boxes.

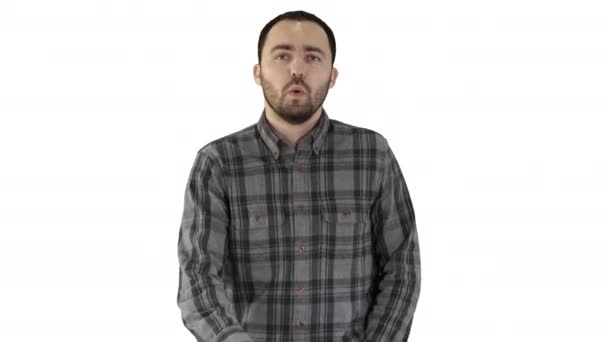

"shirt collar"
[257,108,330,160]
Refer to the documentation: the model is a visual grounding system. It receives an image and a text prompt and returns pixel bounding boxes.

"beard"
[261,74,331,125]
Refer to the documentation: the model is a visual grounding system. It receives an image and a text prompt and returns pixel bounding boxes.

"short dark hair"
[257,10,336,65]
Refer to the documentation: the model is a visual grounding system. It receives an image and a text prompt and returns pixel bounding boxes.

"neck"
[264,105,323,146]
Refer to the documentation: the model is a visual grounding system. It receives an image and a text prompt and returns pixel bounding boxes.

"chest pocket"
[320,206,372,251]
[229,205,284,286]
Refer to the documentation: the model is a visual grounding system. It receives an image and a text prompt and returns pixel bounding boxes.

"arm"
[364,139,422,341]
[177,150,252,342]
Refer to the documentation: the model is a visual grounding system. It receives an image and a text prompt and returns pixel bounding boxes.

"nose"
[290,58,305,81]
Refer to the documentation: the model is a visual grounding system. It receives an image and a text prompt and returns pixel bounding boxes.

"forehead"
[264,20,330,54]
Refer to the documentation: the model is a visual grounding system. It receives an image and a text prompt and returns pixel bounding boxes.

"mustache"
[284,78,310,92]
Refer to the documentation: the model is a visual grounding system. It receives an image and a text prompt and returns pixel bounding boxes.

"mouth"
[288,86,306,96]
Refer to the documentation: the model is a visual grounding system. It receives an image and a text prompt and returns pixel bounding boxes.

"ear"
[329,67,339,89]
[253,64,261,86]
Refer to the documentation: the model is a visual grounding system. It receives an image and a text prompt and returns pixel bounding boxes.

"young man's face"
[254,20,338,125]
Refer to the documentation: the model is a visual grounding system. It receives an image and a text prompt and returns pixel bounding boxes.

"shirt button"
[297,246,305,253]
[297,287,305,294]
[341,209,351,218]
[296,320,305,328]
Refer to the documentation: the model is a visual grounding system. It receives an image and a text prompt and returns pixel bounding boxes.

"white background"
[1,0,606,341]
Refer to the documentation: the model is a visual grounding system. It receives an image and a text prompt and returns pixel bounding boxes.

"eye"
[275,54,289,61]
[308,55,321,62]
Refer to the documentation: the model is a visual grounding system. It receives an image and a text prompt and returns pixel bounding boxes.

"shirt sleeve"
[364,138,422,341]
[177,150,252,342]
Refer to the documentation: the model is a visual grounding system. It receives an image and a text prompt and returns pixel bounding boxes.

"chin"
[282,112,314,125]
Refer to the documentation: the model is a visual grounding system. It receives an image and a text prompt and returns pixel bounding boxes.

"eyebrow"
[270,44,327,58]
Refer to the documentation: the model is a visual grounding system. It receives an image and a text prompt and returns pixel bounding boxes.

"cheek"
[261,67,287,81]
[268,78,292,92]
[262,62,289,76]
[309,76,331,90]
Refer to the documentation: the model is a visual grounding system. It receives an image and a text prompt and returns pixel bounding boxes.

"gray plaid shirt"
[177,109,421,342]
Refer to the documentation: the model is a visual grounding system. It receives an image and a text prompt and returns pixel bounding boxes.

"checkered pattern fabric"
[177,109,420,342]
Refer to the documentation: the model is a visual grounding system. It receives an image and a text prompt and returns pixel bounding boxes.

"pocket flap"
[321,206,368,224]
[247,206,283,227]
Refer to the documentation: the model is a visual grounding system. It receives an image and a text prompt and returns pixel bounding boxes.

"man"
[177,10,421,342]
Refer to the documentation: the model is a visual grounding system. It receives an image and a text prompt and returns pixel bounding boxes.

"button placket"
[292,155,310,329]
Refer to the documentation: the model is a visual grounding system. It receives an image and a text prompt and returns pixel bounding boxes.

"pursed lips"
[288,86,306,96]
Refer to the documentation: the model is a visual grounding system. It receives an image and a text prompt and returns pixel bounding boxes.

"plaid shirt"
[177,109,420,342]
